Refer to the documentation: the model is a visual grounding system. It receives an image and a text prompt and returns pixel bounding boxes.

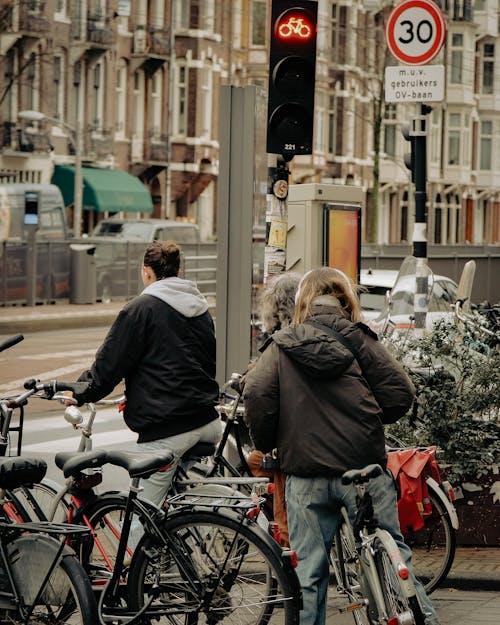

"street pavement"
[0,299,499,600]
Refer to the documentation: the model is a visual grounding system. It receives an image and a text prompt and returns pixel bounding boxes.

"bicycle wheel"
[404,489,456,594]
[127,508,299,625]
[10,480,69,522]
[373,537,425,625]
[5,534,98,624]
[331,512,372,625]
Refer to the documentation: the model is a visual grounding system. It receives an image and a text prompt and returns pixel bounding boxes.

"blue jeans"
[286,470,440,625]
[136,418,223,506]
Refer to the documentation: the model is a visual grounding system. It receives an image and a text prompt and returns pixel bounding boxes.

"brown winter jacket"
[243,302,415,477]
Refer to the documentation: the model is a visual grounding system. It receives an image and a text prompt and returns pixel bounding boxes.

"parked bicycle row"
[2,244,488,625]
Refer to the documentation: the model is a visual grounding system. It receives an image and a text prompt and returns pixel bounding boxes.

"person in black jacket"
[72,240,221,506]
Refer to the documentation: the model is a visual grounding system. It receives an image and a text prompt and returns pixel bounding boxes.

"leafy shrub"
[386,320,500,482]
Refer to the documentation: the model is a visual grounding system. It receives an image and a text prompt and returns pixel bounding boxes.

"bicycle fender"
[373,528,417,599]
[72,490,126,524]
[426,476,459,530]
[6,533,79,605]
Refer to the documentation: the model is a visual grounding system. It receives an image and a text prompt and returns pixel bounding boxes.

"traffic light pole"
[264,156,289,284]
[411,104,432,335]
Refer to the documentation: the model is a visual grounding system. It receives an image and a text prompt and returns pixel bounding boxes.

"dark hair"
[143,241,181,279]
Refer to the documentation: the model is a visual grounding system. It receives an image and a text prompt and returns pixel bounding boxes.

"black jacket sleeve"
[75,305,147,404]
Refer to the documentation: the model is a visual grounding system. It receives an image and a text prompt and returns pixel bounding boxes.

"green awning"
[52,165,153,214]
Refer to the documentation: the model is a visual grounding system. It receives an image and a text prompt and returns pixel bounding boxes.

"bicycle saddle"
[55,449,108,477]
[105,450,174,479]
[341,464,383,486]
[0,456,47,490]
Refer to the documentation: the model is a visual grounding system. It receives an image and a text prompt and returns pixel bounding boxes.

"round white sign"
[386,0,446,65]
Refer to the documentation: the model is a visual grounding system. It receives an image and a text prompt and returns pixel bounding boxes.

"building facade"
[0,0,498,245]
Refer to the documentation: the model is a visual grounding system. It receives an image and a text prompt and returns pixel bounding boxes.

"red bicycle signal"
[276,12,314,42]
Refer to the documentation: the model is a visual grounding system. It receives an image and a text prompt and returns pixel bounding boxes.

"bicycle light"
[64,406,84,426]
[397,562,410,580]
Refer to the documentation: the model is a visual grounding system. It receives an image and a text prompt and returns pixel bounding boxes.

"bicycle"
[0,454,98,624]
[385,434,458,595]
[331,463,425,625]
[53,446,302,625]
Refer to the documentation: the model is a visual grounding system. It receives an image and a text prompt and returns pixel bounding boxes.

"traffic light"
[266,0,318,160]
[401,123,416,183]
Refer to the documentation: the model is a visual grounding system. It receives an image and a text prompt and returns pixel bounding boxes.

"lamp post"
[18,110,83,238]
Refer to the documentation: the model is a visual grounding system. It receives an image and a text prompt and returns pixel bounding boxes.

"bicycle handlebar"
[0,334,24,353]
[23,378,90,397]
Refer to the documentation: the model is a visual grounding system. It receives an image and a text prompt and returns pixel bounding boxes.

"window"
[133,70,145,138]
[151,71,162,140]
[450,33,463,84]
[434,206,442,243]
[479,120,493,170]
[447,113,461,165]
[315,92,325,152]
[53,54,65,122]
[200,67,212,139]
[92,61,104,130]
[330,3,338,60]
[115,60,127,138]
[175,65,188,135]
[55,0,67,18]
[482,43,494,94]
[383,104,396,158]
[328,96,336,154]
[174,0,190,29]
[200,0,215,32]
[152,0,164,28]
[27,52,38,111]
[232,0,242,48]
[251,0,266,46]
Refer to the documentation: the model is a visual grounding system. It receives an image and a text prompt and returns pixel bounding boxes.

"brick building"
[0,0,498,245]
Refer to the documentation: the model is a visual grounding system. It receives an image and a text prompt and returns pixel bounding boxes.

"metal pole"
[263,156,289,284]
[73,121,83,238]
[164,3,176,220]
[412,104,432,335]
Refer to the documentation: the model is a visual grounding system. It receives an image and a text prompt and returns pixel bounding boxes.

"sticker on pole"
[386,0,446,66]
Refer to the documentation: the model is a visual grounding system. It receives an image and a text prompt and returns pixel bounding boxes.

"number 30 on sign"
[386,0,446,66]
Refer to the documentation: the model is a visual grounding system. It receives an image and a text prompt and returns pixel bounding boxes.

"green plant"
[386,320,500,482]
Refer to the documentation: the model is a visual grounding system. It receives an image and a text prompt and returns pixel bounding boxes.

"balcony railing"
[88,127,114,158]
[19,0,50,33]
[87,14,116,45]
[1,122,52,153]
[149,27,170,56]
[148,134,169,162]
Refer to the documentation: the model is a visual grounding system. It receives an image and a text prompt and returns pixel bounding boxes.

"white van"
[0,184,70,304]
[0,183,69,241]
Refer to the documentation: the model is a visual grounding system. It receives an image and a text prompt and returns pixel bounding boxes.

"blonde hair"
[293,267,362,323]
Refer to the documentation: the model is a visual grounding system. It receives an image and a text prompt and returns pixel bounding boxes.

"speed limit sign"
[386,0,446,65]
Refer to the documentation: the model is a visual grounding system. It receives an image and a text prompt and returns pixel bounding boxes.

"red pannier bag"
[387,446,441,534]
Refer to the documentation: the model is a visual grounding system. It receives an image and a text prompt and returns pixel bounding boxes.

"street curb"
[441,573,500,592]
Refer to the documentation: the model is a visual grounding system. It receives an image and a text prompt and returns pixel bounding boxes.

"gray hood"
[142,277,208,317]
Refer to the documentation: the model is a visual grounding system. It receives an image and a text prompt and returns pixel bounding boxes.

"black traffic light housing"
[401,123,416,184]
[266,0,318,160]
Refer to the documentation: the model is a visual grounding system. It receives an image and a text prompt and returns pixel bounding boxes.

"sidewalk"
[0,300,124,335]
[1,301,499,591]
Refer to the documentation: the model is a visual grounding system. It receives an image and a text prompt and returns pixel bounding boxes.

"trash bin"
[69,243,97,304]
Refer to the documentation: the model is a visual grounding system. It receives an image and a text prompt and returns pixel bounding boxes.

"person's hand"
[62,391,77,407]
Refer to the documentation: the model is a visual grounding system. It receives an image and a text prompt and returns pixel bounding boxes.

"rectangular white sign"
[385,65,445,103]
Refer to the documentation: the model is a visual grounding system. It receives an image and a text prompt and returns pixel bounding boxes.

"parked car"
[90,217,200,244]
[85,218,201,301]
[359,268,398,314]
[360,260,459,334]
